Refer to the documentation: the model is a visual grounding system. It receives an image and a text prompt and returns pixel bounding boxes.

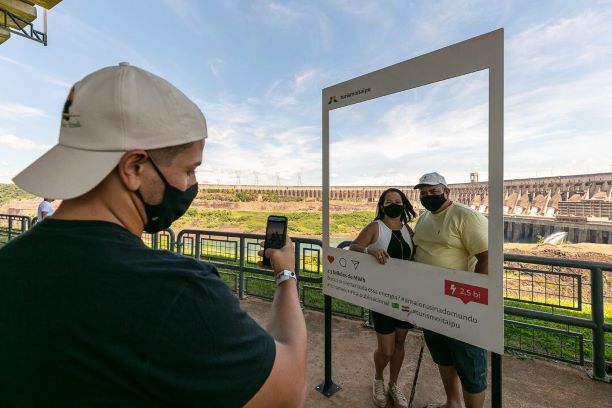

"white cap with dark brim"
[13,62,207,200]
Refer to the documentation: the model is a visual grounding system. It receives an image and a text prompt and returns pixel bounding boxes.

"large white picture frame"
[322,29,504,353]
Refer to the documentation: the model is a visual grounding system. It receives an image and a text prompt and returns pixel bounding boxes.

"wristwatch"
[275,270,297,286]
[364,247,369,254]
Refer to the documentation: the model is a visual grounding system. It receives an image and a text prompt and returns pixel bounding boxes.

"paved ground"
[243,297,611,408]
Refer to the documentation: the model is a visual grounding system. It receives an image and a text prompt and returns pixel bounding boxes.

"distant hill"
[0,184,35,206]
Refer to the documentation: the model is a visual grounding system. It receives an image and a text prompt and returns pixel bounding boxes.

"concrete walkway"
[242,297,611,408]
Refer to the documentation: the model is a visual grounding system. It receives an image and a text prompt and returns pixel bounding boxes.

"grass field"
[171,207,376,236]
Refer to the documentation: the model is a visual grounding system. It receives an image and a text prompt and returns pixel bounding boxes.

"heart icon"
[327,255,335,263]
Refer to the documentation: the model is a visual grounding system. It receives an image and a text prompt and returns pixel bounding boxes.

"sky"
[1,0,611,186]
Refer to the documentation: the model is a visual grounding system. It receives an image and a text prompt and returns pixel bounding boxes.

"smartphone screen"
[263,215,288,266]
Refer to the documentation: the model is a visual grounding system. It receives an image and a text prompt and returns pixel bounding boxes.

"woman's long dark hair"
[374,188,417,224]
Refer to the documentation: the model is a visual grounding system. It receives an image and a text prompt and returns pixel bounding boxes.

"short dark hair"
[147,141,196,166]
[374,188,416,223]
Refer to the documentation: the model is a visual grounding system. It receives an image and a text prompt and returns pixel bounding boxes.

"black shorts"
[423,329,488,394]
[371,311,414,335]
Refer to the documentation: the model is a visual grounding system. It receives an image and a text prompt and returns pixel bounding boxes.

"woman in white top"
[350,188,416,408]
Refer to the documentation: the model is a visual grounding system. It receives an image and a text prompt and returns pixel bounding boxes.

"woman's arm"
[349,222,389,264]
[349,222,376,253]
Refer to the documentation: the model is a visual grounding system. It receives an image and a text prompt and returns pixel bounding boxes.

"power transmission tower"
[276,172,281,186]
[235,170,241,185]
[253,170,259,185]
[297,172,302,186]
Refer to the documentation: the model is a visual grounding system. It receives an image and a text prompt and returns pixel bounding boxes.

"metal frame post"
[492,353,502,407]
[315,295,341,397]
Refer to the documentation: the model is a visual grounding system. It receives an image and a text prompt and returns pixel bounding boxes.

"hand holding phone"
[262,215,288,266]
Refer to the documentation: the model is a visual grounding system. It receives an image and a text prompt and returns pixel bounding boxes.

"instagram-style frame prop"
[319,29,504,402]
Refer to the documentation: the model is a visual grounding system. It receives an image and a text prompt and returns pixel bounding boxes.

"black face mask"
[420,194,447,212]
[383,203,404,218]
[135,159,198,233]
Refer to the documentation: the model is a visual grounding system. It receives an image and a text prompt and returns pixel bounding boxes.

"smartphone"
[263,215,288,266]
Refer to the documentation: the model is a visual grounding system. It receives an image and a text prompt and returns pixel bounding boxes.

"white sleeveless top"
[368,219,414,256]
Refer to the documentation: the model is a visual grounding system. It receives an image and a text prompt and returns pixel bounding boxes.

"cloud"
[162,0,204,32]
[507,11,612,74]
[267,2,303,20]
[0,134,52,151]
[0,56,72,89]
[209,58,224,77]
[0,103,49,118]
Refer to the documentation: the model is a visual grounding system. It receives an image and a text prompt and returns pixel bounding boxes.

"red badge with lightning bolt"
[444,280,488,305]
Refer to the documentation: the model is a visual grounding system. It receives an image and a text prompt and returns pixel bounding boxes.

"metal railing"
[0,214,31,246]
[1,213,610,380]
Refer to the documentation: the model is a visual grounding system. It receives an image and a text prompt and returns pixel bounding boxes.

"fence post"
[294,241,301,304]
[151,233,159,250]
[238,237,246,299]
[195,233,201,260]
[589,267,610,382]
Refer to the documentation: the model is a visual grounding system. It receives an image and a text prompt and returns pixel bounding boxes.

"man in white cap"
[0,63,306,407]
[412,172,488,408]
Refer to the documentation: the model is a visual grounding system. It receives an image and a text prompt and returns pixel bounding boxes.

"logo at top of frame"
[328,87,372,105]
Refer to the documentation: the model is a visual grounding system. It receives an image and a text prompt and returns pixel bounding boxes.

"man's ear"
[444,187,451,197]
[117,150,148,192]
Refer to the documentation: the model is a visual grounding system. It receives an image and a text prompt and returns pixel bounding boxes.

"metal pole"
[492,353,502,407]
[195,234,201,260]
[238,237,246,299]
[589,267,609,381]
[316,295,340,397]
[294,241,301,304]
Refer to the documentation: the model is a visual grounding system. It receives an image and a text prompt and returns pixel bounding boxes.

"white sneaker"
[388,383,408,408]
[372,379,387,407]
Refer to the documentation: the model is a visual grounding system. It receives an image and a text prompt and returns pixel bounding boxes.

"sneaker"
[388,383,408,408]
[372,378,387,407]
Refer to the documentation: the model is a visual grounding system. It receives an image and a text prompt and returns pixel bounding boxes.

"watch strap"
[275,270,297,286]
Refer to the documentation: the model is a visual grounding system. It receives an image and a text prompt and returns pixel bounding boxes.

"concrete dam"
[202,172,612,244]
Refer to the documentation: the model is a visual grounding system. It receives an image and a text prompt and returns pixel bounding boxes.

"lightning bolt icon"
[450,284,456,295]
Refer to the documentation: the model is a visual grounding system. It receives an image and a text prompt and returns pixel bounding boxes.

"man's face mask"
[383,202,404,218]
[420,192,447,212]
[135,158,198,233]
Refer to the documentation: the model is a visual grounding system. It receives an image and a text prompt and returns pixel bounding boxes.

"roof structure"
[0,0,62,46]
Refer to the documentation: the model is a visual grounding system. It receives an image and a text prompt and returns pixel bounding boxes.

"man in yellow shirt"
[413,172,488,408]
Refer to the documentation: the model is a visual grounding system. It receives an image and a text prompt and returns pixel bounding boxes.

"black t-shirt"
[0,219,275,407]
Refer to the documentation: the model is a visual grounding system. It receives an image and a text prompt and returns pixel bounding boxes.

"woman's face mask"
[383,202,404,218]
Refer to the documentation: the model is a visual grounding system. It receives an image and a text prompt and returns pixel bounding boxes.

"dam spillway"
[201,172,612,244]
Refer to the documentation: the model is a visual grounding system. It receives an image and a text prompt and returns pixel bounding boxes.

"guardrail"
[1,213,610,380]
[0,214,31,246]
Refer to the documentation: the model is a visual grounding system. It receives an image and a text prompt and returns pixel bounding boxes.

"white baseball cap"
[13,62,207,199]
[414,172,448,189]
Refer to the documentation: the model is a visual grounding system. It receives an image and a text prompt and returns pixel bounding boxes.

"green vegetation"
[172,208,375,236]
[197,189,307,203]
[504,299,612,363]
[0,184,35,205]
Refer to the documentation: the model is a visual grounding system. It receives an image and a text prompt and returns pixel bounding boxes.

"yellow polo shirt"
[413,202,488,272]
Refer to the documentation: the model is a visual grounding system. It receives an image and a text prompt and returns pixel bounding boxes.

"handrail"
[1,214,610,379]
